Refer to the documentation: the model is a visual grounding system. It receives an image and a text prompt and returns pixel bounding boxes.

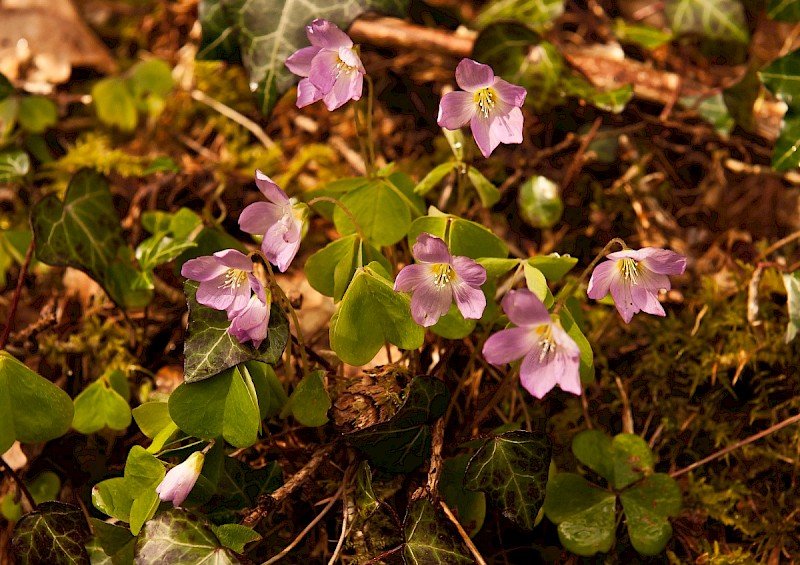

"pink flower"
[483,289,581,399]
[156,451,204,507]
[239,170,308,272]
[394,233,486,327]
[181,249,262,318]
[285,19,365,111]
[587,248,686,323]
[437,58,526,158]
[228,288,271,349]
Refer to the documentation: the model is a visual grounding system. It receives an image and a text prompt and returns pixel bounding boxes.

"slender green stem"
[352,101,374,177]
[307,196,368,243]
[365,75,377,171]
[0,456,36,510]
[553,237,627,312]
[260,258,309,376]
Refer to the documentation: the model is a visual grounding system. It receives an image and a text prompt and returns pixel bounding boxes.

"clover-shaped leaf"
[464,430,551,531]
[183,281,289,383]
[72,369,132,434]
[403,497,472,564]
[345,376,448,473]
[620,473,682,555]
[329,261,424,366]
[12,502,91,565]
[305,233,391,301]
[283,370,331,427]
[408,212,508,260]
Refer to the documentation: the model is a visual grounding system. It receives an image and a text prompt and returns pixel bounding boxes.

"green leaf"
[464,430,551,531]
[0,350,74,454]
[760,49,800,107]
[518,176,563,228]
[0,73,12,101]
[558,305,594,385]
[430,303,477,340]
[87,518,135,564]
[466,167,501,208]
[17,96,57,133]
[197,0,409,117]
[345,376,448,473]
[92,78,138,132]
[136,236,197,273]
[11,502,91,565]
[329,262,425,366]
[443,128,465,161]
[129,59,174,100]
[354,461,379,518]
[543,473,617,556]
[0,97,18,140]
[475,0,564,32]
[571,429,614,483]
[183,281,289,382]
[169,366,261,449]
[477,257,519,280]
[783,271,800,343]
[0,149,30,182]
[523,263,552,307]
[305,234,391,301]
[27,471,61,504]
[72,373,132,434]
[124,447,166,535]
[205,458,282,524]
[415,162,455,195]
[242,361,287,419]
[211,523,261,552]
[284,370,330,427]
[611,433,654,490]
[680,93,734,135]
[408,212,508,260]
[527,254,577,282]
[439,455,486,537]
[132,401,173,438]
[403,498,472,564]
[612,18,673,49]
[665,0,749,43]
[771,108,800,171]
[620,473,681,555]
[134,508,245,564]
[305,177,370,218]
[563,76,633,113]
[768,0,800,20]
[92,477,134,523]
[334,178,412,246]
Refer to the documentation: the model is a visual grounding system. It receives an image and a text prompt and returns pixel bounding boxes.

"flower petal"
[452,256,487,286]
[454,58,494,91]
[156,452,204,507]
[469,113,499,158]
[410,283,452,327]
[412,233,452,264]
[451,279,486,320]
[322,68,363,110]
[490,105,524,145]
[181,256,226,282]
[437,91,476,130]
[639,248,686,275]
[483,326,535,365]
[261,222,301,272]
[492,77,527,107]
[213,249,252,272]
[296,78,323,107]
[630,283,665,317]
[196,276,234,311]
[519,350,558,399]
[309,49,340,94]
[307,19,353,49]
[255,170,289,205]
[609,275,637,323]
[394,263,432,293]
[229,295,270,348]
[587,259,617,300]
[501,289,551,328]
[239,201,284,236]
[285,46,321,77]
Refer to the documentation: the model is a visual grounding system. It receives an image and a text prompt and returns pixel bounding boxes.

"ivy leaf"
[665,0,749,44]
[305,233,391,301]
[680,93,735,136]
[197,0,409,117]
[562,76,633,114]
[543,473,617,556]
[87,518,135,564]
[408,212,508,260]
[169,366,261,449]
[620,473,682,555]
[783,271,800,343]
[464,430,551,531]
[475,0,564,32]
[11,502,91,565]
[205,458,282,524]
[134,508,245,564]
[284,370,331,427]
[183,281,289,383]
[759,49,800,107]
[72,371,132,434]
[0,149,30,182]
[402,497,472,564]
[329,262,425,366]
[354,461,379,519]
[768,0,800,21]
[345,376,448,473]
[771,109,800,171]
[0,350,74,454]
[439,455,486,537]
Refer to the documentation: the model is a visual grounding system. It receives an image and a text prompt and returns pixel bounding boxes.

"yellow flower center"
[535,323,557,362]
[431,263,453,288]
[474,87,497,118]
[335,53,357,78]
[220,269,247,292]
[618,258,640,284]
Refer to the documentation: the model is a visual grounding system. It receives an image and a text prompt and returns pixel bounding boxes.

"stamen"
[535,324,557,362]
[474,87,497,118]
[335,57,355,79]
[619,258,639,284]
[431,264,453,288]
[219,269,247,293]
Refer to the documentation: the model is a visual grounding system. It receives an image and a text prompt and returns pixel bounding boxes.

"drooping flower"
[483,289,581,399]
[156,451,205,507]
[239,170,309,273]
[228,286,271,349]
[437,58,527,158]
[285,19,365,111]
[394,233,486,327]
[181,249,262,318]
[587,248,686,323]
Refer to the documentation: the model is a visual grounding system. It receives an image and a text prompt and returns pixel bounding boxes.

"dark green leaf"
[665,0,749,43]
[571,429,614,483]
[211,523,261,552]
[183,281,289,382]
[0,350,74,454]
[563,76,633,113]
[518,176,563,228]
[771,108,800,171]
[334,178,412,246]
[92,78,138,132]
[197,0,409,117]
[345,376,448,473]
[89,518,135,562]
[464,430,551,530]
[354,461,379,518]
[475,0,564,32]
[305,233,390,301]
[17,96,57,133]
[759,49,800,107]
[403,498,472,564]
[169,366,261,449]
[612,19,673,49]
[329,262,425,366]
[27,472,61,504]
[408,213,508,260]
[620,473,681,555]
[783,271,800,343]
[680,93,734,135]
[0,73,12,101]
[285,370,330,427]
[205,458,282,524]
[611,433,654,490]
[12,502,91,565]
[543,473,617,556]
[242,361,287,419]
[768,0,800,20]
[439,455,486,537]
[134,508,245,564]
[723,65,760,133]
[0,149,30,182]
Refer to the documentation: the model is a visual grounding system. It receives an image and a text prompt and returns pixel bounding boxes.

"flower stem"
[0,456,37,510]
[365,74,377,171]
[553,237,627,308]
[352,98,374,177]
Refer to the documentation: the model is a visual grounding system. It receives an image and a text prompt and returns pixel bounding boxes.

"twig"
[440,500,487,565]
[242,442,335,527]
[0,456,37,510]
[1,239,35,350]
[614,375,634,434]
[327,479,351,565]
[670,413,800,478]
[190,89,276,150]
[758,229,800,260]
[363,544,404,565]
[560,117,602,190]
[261,480,346,565]
[426,418,445,495]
